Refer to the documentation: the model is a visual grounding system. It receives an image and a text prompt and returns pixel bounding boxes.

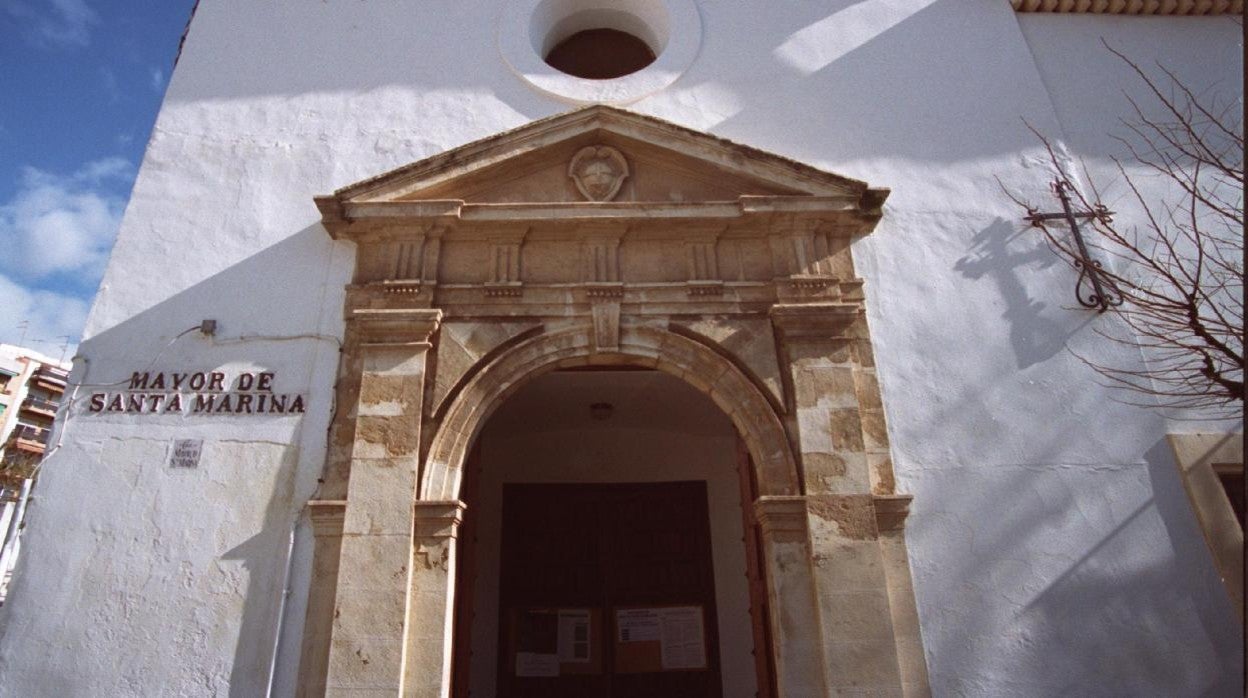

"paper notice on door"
[616,608,661,643]
[557,610,591,663]
[515,652,560,677]
[658,606,706,670]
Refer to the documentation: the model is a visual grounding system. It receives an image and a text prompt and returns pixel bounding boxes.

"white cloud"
[77,157,129,181]
[0,157,133,282]
[150,67,165,92]
[0,272,89,360]
[2,0,99,48]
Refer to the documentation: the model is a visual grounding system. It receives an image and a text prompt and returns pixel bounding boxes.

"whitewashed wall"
[0,1,1240,696]
[1019,14,1244,429]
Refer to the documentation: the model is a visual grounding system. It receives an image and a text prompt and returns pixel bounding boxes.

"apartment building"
[0,344,70,603]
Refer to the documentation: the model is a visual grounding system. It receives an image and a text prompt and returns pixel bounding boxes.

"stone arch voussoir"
[421,323,799,501]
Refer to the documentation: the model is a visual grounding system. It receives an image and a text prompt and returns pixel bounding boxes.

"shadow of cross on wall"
[953,218,1072,369]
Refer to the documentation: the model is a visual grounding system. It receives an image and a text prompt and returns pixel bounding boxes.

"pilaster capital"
[754,495,809,539]
[307,500,347,536]
[770,302,861,341]
[413,500,467,540]
[873,494,913,533]
[351,308,443,347]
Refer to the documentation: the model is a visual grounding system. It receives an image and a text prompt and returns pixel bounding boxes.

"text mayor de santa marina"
[88,370,306,415]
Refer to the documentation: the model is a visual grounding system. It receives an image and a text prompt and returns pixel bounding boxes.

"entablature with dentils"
[317,105,888,310]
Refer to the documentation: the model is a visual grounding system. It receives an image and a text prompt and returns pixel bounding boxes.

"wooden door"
[497,482,722,698]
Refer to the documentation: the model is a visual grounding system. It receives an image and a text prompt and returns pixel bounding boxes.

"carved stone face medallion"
[568,145,629,201]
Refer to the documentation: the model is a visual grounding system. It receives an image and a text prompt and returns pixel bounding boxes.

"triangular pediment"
[317,106,887,238]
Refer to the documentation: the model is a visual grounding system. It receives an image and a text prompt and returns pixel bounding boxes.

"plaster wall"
[0,1,1240,696]
[466,370,756,696]
[1017,14,1244,430]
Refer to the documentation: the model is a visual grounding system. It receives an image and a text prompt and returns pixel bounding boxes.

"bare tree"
[1011,42,1243,419]
[0,450,39,491]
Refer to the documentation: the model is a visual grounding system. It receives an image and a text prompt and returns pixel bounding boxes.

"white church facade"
[0,2,1241,696]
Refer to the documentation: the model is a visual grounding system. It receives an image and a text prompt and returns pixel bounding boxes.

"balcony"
[10,425,49,454]
[20,397,58,418]
[33,365,68,393]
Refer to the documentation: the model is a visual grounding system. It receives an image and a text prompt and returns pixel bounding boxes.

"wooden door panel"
[498,482,722,698]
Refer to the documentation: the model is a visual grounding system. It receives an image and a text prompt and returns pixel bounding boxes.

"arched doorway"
[301,106,928,697]
[421,325,799,503]
[450,368,774,697]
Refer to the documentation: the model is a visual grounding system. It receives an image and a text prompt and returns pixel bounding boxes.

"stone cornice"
[307,500,347,536]
[1012,0,1241,13]
[770,302,863,340]
[873,494,914,533]
[315,105,891,242]
[413,500,467,539]
[350,308,443,346]
[754,496,810,536]
[320,197,879,242]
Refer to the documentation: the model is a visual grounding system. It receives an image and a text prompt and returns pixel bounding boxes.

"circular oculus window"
[545,28,657,80]
[498,0,702,104]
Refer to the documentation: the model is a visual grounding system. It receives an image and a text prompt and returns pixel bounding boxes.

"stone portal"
[299,106,929,697]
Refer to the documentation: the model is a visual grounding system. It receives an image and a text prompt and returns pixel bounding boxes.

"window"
[544,28,656,79]
[1213,463,1245,527]
[1168,433,1244,616]
[497,0,701,104]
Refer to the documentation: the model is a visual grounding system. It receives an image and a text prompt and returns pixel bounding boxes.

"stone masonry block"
[362,347,429,377]
[326,630,405,691]
[353,415,422,457]
[335,535,412,591]
[795,365,858,409]
[797,408,834,452]
[823,638,904,691]
[342,457,419,536]
[869,452,896,495]
[810,538,886,592]
[828,408,865,452]
[860,408,889,451]
[852,369,883,410]
[816,590,898,642]
[332,586,407,638]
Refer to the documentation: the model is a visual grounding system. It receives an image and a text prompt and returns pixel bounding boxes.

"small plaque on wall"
[169,439,203,469]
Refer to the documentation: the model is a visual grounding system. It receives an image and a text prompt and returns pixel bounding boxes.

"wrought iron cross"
[1025,179,1123,312]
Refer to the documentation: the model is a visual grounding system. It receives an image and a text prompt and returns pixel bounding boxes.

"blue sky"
[0,0,196,361]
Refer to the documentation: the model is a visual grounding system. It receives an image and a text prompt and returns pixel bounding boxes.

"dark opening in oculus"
[544,28,657,80]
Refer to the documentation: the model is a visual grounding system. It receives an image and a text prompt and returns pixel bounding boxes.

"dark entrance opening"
[497,482,721,697]
[448,369,774,698]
